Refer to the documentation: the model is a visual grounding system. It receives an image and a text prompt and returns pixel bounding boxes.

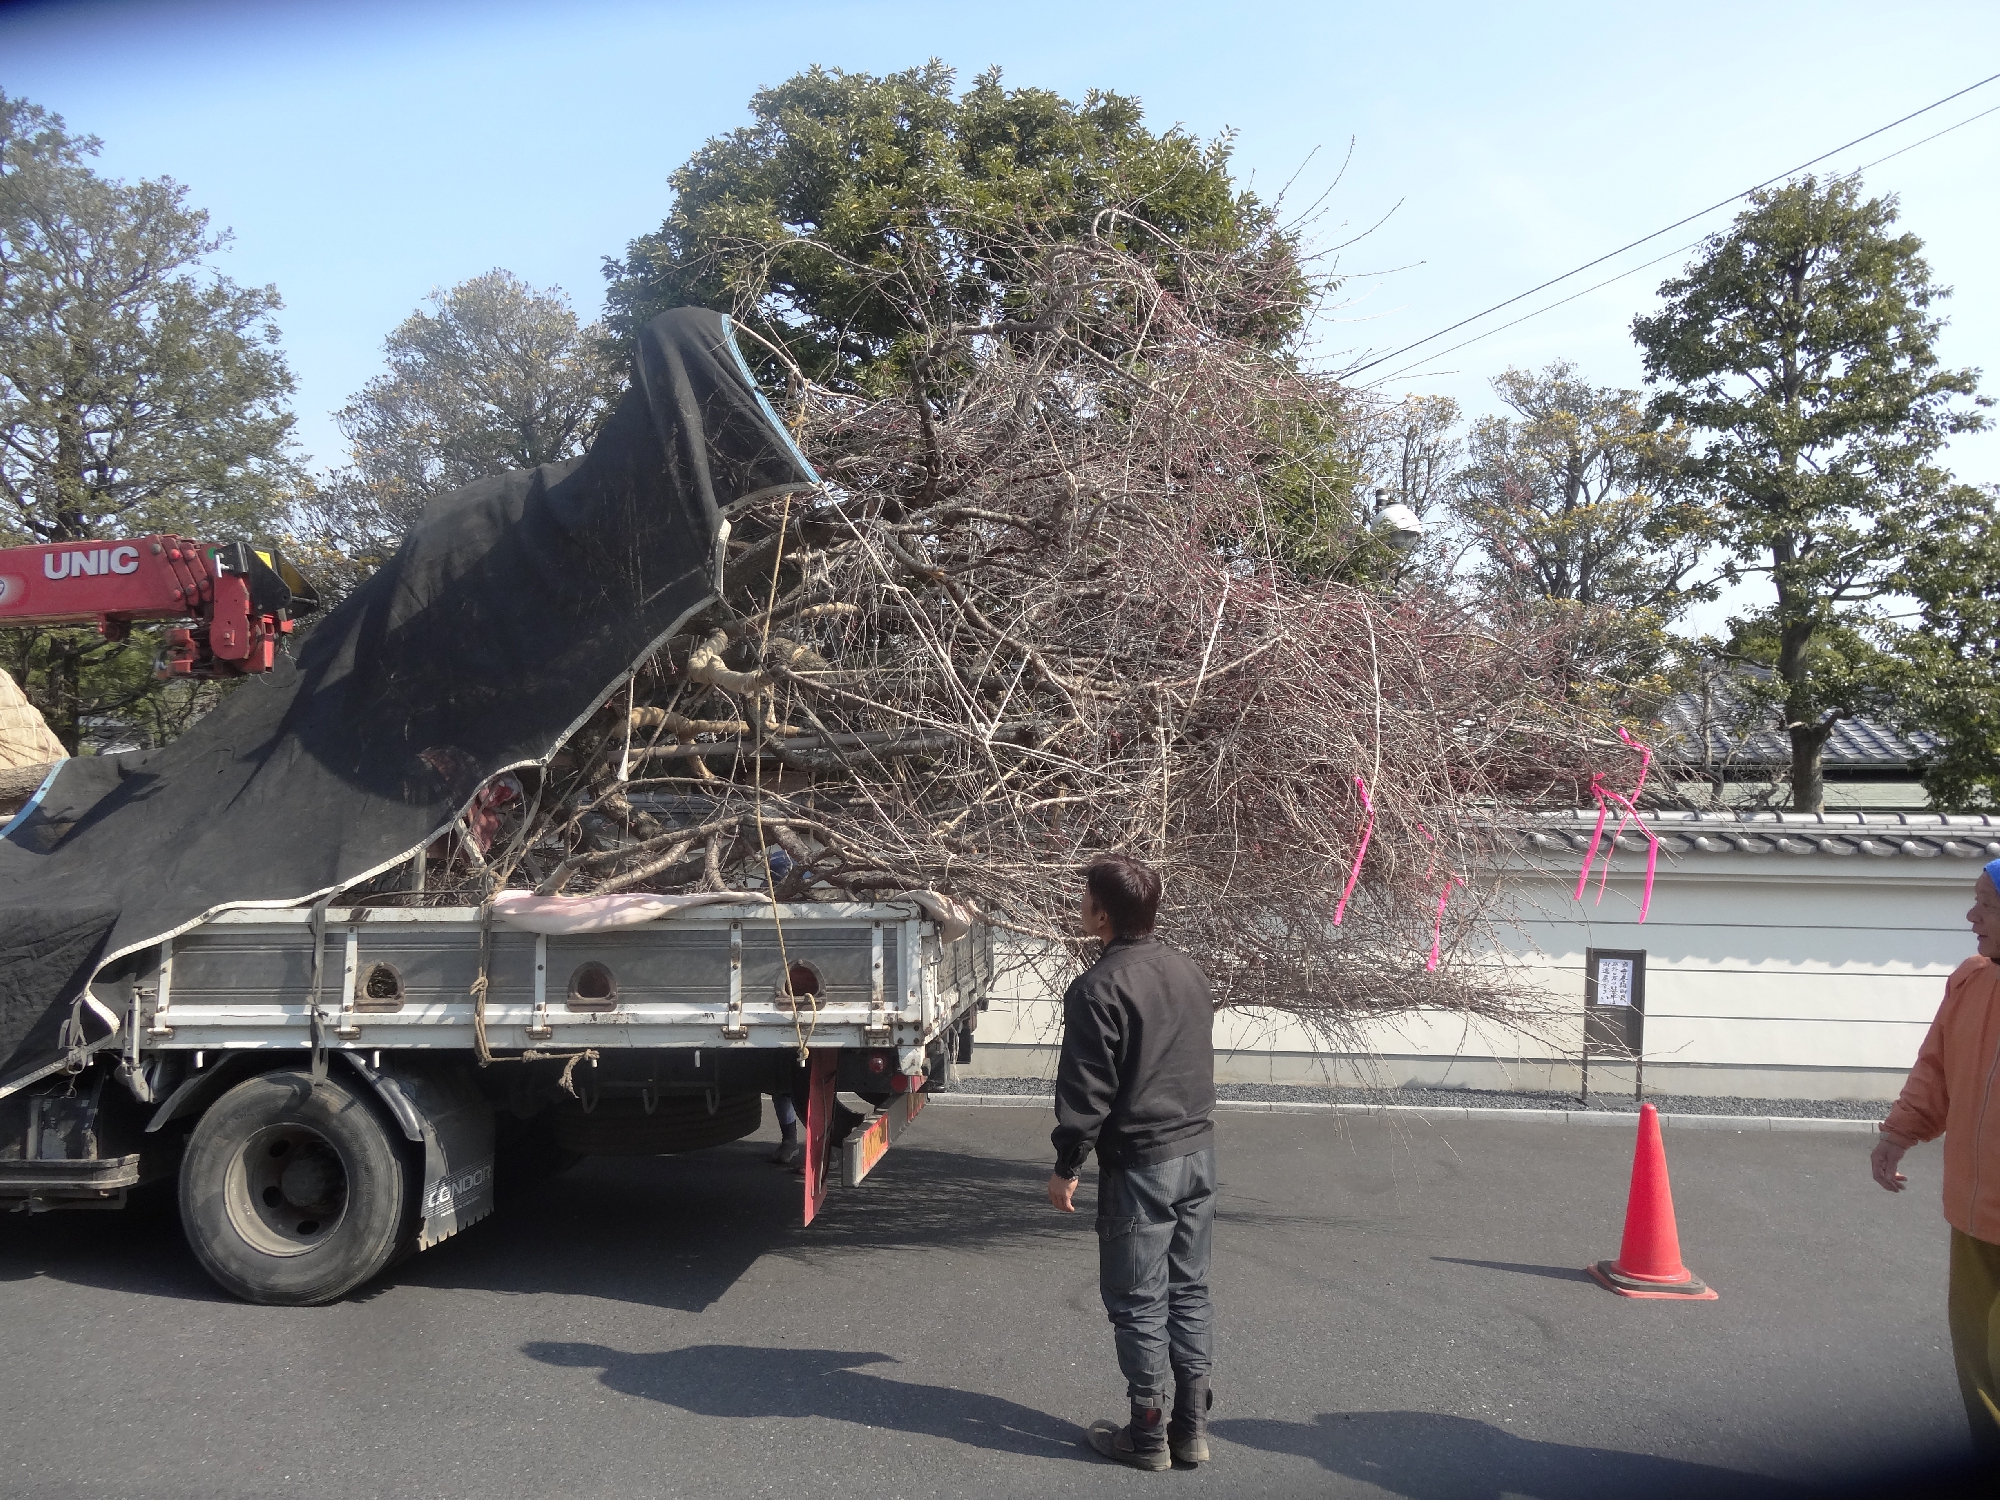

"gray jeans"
[1095,1144,1215,1401]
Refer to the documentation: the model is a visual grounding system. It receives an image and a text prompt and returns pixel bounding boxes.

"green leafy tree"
[1889,482,2000,809]
[1256,394,1375,580]
[0,92,296,752]
[1451,362,1703,615]
[1632,175,1987,812]
[602,61,1305,392]
[295,269,621,597]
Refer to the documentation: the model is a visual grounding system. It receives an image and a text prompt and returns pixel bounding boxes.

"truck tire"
[926,1032,958,1089]
[178,1069,413,1306]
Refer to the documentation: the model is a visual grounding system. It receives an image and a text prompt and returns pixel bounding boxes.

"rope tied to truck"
[470,897,495,1067]
[307,898,331,1086]
[521,1046,600,1098]
[750,489,821,1066]
[469,890,598,1095]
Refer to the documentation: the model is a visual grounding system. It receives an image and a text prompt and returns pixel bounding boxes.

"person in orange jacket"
[1875,859,2000,1457]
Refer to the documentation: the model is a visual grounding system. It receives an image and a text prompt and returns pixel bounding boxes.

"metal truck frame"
[0,900,991,1304]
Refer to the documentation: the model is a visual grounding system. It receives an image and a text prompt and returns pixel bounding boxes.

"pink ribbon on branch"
[1415,821,1462,971]
[1573,730,1660,923]
[1428,876,1465,972]
[1571,792,1611,903]
[1593,727,1654,903]
[1333,774,1375,927]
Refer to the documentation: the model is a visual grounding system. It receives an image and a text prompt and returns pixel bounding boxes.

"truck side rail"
[117,903,991,1061]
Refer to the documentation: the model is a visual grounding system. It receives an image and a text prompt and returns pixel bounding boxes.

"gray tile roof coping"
[1495,809,2000,862]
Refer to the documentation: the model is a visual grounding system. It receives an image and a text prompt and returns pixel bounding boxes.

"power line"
[1845,98,2000,176]
[1366,237,1706,387]
[1364,96,2000,389]
[1344,70,2000,380]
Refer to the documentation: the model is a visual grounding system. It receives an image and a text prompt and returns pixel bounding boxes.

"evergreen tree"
[1632,175,1987,812]
[296,270,619,598]
[602,62,1305,393]
[1451,362,1704,616]
[1891,482,2000,809]
[0,93,296,752]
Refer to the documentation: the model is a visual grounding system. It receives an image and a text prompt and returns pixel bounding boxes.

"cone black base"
[1589,1260,1718,1300]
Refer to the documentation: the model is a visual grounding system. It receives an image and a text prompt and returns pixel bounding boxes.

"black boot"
[1169,1376,1212,1465]
[1086,1397,1170,1471]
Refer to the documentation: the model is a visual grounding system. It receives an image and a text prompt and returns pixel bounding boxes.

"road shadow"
[1431,1256,1596,1285]
[0,1181,231,1305]
[523,1340,1087,1461]
[377,1138,1080,1311]
[1212,1410,1799,1499]
[0,1139,1076,1312]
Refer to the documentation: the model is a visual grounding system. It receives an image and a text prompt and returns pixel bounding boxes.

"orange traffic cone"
[1588,1103,1718,1300]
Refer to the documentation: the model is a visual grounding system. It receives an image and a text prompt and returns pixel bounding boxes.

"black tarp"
[0,309,817,1084]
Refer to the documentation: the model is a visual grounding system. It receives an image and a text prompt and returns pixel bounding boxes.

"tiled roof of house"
[1657,667,1939,770]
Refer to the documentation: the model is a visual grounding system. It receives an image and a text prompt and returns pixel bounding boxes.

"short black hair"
[1083,853,1162,938]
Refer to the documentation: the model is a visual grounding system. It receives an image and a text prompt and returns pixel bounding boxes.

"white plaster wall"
[964,853,1981,1100]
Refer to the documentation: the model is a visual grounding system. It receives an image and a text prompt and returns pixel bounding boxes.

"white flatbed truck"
[0,900,991,1304]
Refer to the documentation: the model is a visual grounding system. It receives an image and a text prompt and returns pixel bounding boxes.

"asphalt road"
[0,1105,1977,1499]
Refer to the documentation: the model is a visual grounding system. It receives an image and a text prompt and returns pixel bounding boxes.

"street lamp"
[1369,486,1425,553]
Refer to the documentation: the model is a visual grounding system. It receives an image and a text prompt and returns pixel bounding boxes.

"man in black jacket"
[1047,853,1217,1471]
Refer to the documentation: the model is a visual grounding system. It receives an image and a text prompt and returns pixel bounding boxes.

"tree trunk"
[1787,718,1835,813]
[1771,561,1824,813]
[38,647,84,757]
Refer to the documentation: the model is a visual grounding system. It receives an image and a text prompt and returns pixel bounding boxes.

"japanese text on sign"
[1596,957,1634,1007]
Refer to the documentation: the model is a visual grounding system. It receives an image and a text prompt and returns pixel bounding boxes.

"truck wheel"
[178,1069,413,1306]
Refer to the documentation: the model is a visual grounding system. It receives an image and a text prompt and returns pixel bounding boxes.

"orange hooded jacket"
[1883,954,2000,1243]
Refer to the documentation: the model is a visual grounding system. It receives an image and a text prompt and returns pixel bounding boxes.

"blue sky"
[4,0,1997,514]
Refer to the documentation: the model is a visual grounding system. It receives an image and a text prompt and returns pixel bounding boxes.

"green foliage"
[603,62,1305,392]
[1631,174,1988,810]
[1889,482,2000,809]
[294,270,621,600]
[1537,595,1682,720]
[1256,392,1373,578]
[1451,362,1706,617]
[1721,611,1896,743]
[0,92,297,752]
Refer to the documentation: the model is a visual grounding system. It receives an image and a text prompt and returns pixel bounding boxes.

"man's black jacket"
[1052,935,1216,1175]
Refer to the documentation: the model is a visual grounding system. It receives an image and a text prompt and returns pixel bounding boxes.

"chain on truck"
[0,529,994,1305]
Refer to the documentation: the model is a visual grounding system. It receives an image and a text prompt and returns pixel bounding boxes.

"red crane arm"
[0,535,317,678]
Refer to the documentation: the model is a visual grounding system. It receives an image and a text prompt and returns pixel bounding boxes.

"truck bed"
[121,901,992,1062]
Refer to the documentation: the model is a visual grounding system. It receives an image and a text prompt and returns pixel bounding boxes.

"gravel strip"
[935,1075,1062,1098]
[938,1076,1887,1121]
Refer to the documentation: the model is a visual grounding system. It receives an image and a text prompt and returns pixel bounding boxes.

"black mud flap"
[342,1055,495,1250]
